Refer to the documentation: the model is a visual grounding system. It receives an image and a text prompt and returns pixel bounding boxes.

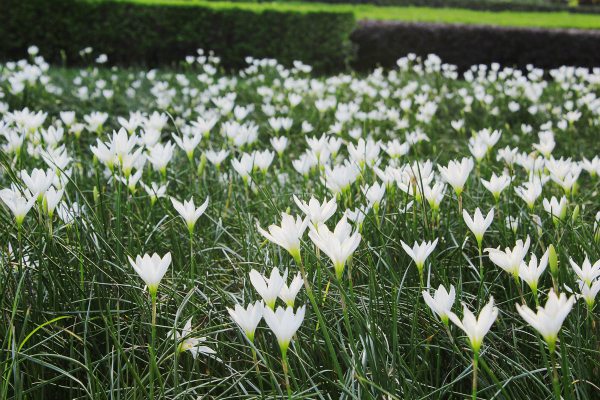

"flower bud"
[548,244,558,276]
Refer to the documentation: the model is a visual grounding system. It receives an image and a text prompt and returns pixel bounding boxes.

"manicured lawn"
[118,0,600,29]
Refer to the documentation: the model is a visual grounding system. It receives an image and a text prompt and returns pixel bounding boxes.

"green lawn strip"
[108,0,600,30]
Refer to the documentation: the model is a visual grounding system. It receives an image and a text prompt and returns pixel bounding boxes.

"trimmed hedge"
[351,20,600,71]
[281,0,572,13]
[273,0,600,15]
[0,0,356,72]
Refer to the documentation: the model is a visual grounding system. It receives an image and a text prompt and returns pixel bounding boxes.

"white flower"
[253,150,274,173]
[448,297,498,353]
[147,142,175,175]
[516,290,575,351]
[60,112,75,127]
[347,137,380,168]
[205,149,229,168]
[542,196,567,224]
[271,136,289,155]
[231,153,255,182]
[128,252,172,295]
[21,168,55,201]
[0,188,36,225]
[514,181,542,210]
[400,238,438,276]
[293,195,337,226]
[173,318,216,359]
[568,257,600,286]
[423,181,446,211]
[518,250,549,294]
[481,173,511,202]
[263,305,306,356]
[462,208,494,249]
[173,132,201,160]
[423,284,455,325]
[257,213,308,262]
[362,182,386,210]
[279,272,304,307]
[485,236,531,279]
[170,196,209,233]
[227,301,264,342]
[308,216,361,280]
[438,157,474,196]
[141,182,168,205]
[578,279,600,308]
[43,187,65,218]
[249,267,287,310]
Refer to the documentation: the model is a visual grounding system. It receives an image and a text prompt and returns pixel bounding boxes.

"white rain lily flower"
[231,153,255,183]
[308,216,361,280]
[518,250,549,295]
[423,181,446,212]
[110,128,138,162]
[581,156,599,178]
[173,132,202,161]
[90,139,117,171]
[170,196,209,234]
[142,182,168,205]
[147,141,176,176]
[271,136,289,155]
[249,267,287,310]
[204,149,229,169]
[516,290,575,352]
[279,272,304,307]
[128,252,172,296]
[227,301,264,342]
[485,236,531,279]
[293,195,336,226]
[438,157,474,196]
[400,238,438,280]
[568,257,600,286]
[173,318,216,359]
[347,137,380,169]
[257,213,308,263]
[344,205,370,231]
[43,187,65,218]
[423,284,456,325]
[0,188,36,226]
[60,111,76,127]
[481,173,511,202]
[514,181,542,210]
[448,296,498,353]
[253,150,274,173]
[362,182,386,211]
[578,279,600,308]
[21,168,55,201]
[542,196,567,224]
[263,305,306,357]
[463,208,494,249]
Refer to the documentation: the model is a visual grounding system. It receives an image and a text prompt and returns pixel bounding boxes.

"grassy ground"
[119,0,600,29]
[0,52,599,399]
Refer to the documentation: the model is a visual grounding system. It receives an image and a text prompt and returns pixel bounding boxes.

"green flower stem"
[281,353,291,400]
[549,347,561,400]
[150,291,158,400]
[293,255,343,383]
[251,347,264,396]
[189,230,195,280]
[472,350,479,400]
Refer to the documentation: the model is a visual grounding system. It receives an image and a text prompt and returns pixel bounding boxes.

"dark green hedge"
[351,20,600,72]
[0,0,356,72]
[269,0,600,14]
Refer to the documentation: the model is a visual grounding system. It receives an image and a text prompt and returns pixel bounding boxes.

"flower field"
[0,48,599,399]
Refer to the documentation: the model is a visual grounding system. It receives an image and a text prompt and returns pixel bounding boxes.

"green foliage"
[105,0,600,29]
[0,0,356,72]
